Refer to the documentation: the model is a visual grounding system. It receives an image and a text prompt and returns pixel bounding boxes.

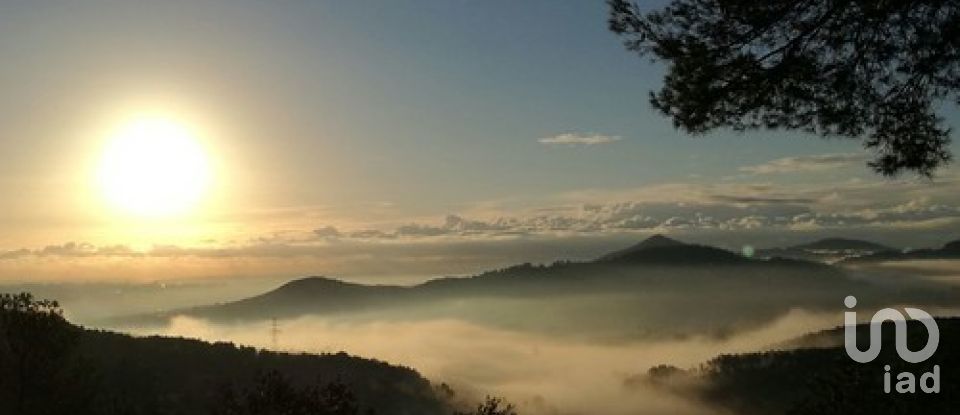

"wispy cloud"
[740,153,866,174]
[538,133,622,146]
[6,169,960,282]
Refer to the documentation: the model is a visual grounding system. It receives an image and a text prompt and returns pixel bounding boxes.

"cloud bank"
[4,156,960,282]
[138,309,840,415]
[739,153,867,174]
[538,133,622,146]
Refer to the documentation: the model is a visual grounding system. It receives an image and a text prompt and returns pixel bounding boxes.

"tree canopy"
[608,0,960,176]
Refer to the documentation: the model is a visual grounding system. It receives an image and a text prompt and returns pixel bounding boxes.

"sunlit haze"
[2,2,959,415]
[0,1,958,283]
[97,115,212,218]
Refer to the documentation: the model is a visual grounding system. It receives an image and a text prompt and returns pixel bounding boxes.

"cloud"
[6,168,960,282]
[1,242,141,259]
[709,195,818,204]
[312,226,342,238]
[136,309,841,415]
[5,194,960,263]
[740,153,867,174]
[348,229,395,239]
[538,133,621,146]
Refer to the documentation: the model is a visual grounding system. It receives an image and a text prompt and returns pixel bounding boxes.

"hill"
[794,238,893,252]
[596,234,686,260]
[110,236,958,341]
[842,238,960,264]
[184,276,410,322]
[597,234,748,264]
[0,293,451,415]
[639,318,960,415]
[756,237,895,263]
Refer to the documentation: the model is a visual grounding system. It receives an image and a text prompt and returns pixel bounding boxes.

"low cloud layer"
[137,309,841,415]
[4,158,960,282]
[10,178,960,260]
[538,133,622,146]
[739,153,867,174]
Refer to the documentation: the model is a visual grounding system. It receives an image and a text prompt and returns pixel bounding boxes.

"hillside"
[756,237,895,263]
[842,238,960,264]
[640,318,960,415]
[597,234,748,265]
[182,277,411,322]
[0,293,451,415]
[112,236,958,341]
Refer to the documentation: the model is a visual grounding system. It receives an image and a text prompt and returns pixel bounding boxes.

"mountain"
[793,237,893,252]
[842,238,960,264]
[185,276,409,321]
[756,237,895,263]
[597,234,685,259]
[597,234,748,264]
[108,236,951,342]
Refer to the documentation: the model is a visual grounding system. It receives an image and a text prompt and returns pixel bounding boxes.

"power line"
[270,318,281,350]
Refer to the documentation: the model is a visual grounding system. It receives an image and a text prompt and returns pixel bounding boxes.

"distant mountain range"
[841,238,960,264]
[756,236,960,264]
[115,235,957,340]
[755,237,896,263]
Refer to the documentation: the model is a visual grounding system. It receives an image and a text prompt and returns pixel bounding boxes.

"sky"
[2,0,960,283]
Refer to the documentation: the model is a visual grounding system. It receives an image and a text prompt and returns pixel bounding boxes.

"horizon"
[2,2,959,414]
[2,0,960,284]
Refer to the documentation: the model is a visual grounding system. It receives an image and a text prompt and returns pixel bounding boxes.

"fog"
[133,308,842,415]
[10,257,957,414]
[852,259,960,287]
[0,277,285,322]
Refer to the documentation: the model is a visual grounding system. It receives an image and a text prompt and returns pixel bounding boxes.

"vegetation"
[1,293,456,415]
[0,293,92,414]
[454,397,517,415]
[645,318,960,414]
[608,0,960,176]
[211,371,362,415]
[126,236,956,343]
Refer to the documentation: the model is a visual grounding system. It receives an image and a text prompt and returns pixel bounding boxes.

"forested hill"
[641,318,960,415]
[0,293,452,415]
[111,235,958,342]
[842,238,960,264]
[142,235,867,325]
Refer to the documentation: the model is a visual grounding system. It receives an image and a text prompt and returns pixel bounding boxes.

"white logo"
[843,295,940,394]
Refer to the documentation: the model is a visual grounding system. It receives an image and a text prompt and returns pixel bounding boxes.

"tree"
[455,396,517,415]
[211,370,362,415]
[608,0,960,176]
[0,293,88,415]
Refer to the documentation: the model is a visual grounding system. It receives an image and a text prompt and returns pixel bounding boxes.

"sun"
[97,116,212,218]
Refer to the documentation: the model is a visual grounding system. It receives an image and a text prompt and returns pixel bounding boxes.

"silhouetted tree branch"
[455,396,517,415]
[608,0,960,177]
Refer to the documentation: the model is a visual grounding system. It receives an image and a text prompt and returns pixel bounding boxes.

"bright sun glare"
[98,116,212,218]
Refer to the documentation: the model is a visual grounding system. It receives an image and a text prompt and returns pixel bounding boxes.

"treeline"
[0,293,517,415]
[644,319,960,414]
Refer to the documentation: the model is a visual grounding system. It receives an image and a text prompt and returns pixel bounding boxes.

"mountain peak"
[635,234,685,250]
[266,276,357,297]
[596,234,686,261]
[281,276,348,288]
[597,234,746,264]
[594,234,748,264]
